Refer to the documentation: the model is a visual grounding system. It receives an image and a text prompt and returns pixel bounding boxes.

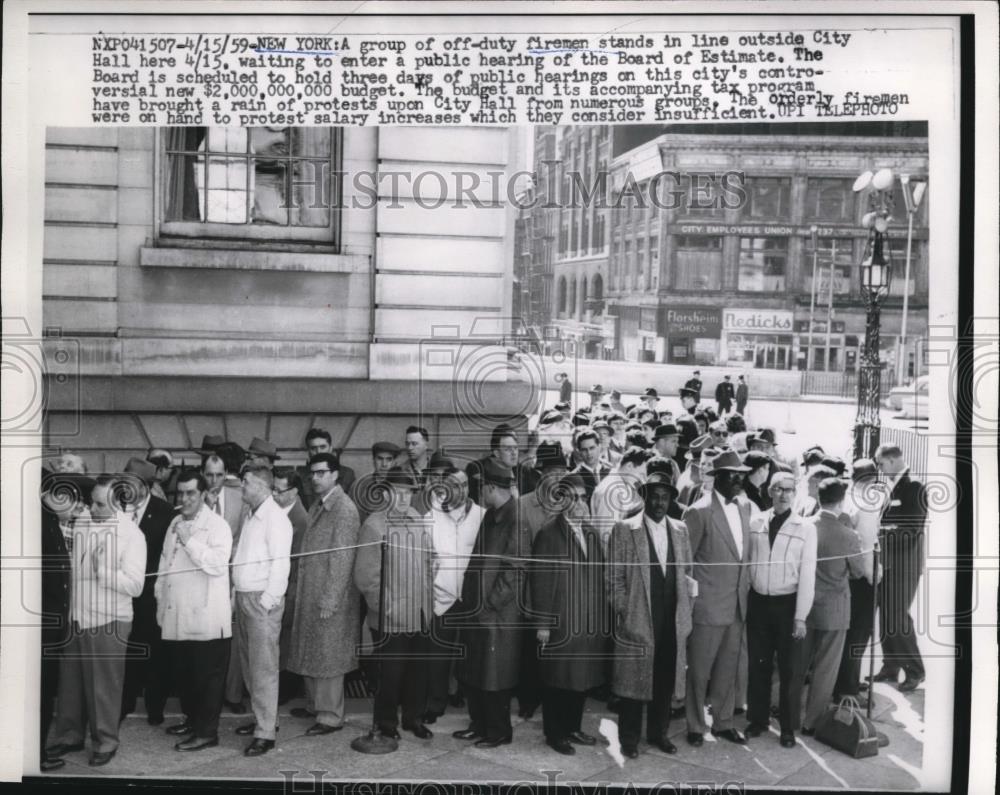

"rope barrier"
[144,538,880,578]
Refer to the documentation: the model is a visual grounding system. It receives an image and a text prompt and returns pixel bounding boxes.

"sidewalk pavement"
[38,684,925,788]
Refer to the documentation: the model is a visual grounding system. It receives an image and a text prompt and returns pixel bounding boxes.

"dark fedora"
[641,388,660,401]
[679,387,698,401]
[707,450,751,474]
[478,458,515,488]
[638,471,679,499]
[247,437,281,460]
[196,434,226,454]
[653,423,679,440]
[747,428,778,447]
[384,467,420,491]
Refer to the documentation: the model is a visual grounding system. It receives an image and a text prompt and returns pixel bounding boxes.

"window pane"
[204,156,249,224]
[164,154,205,221]
[251,162,288,226]
[676,248,722,290]
[806,238,854,295]
[292,127,332,157]
[290,161,332,227]
[739,236,787,291]
[748,177,790,218]
[208,126,248,154]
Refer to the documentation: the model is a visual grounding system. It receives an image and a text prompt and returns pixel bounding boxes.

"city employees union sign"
[723,308,794,333]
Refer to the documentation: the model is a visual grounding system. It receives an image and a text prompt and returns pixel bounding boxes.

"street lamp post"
[896,174,927,385]
[853,169,895,460]
[807,225,818,370]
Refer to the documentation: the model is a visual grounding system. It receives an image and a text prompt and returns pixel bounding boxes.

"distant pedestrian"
[558,373,573,406]
[736,376,749,415]
[684,371,703,404]
[714,375,735,415]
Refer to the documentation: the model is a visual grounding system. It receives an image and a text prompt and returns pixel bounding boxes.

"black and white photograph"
[2,2,996,793]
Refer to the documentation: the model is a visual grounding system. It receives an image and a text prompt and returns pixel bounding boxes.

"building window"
[569,278,577,316]
[636,240,645,290]
[595,211,606,251]
[557,276,568,316]
[739,237,788,292]
[805,238,854,296]
[746,177,791,219]
[162,127,340,242]
[805,178,855,222]
[580,213,590,255]
[675,235,723,290]
[682,175,721,217]
[609,234,619,288]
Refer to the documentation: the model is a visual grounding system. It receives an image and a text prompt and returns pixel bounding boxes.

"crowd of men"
[39,382,927,769]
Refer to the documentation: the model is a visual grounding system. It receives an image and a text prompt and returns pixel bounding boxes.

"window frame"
[738,235,790,293]
[157,127,343,246]
[744,176,792,220]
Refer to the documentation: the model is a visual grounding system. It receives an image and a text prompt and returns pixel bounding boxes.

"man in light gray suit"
[682,451,753,747]
[792,478,865,735]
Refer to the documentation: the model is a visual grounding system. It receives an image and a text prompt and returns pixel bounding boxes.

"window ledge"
[140,246,368,274]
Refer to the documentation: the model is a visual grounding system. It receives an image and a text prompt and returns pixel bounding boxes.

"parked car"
[893,376,929,419]
[886,375,929,411]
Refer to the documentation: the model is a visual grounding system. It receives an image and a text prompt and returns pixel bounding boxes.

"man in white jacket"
[46,475,146,768]
[745,471,817,749]
[156,470,233,751]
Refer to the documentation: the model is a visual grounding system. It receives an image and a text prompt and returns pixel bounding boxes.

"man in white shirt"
[230,465,293,756]
[156,470,233,751]
[745,472,817,748]
[835,459,886,698]
[424,466,484,722]
[46,475,146,768]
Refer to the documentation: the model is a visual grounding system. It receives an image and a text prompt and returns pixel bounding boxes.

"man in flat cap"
[531,473,609,756]
[119,457,176,727]
[455,459,530,748]
[607,472,695,758]
[355,467,433,740]
[287,453,361,739]
[349,441,401,524]
[683,451,753,747]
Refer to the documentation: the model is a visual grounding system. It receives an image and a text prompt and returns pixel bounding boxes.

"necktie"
[572,526,587,558]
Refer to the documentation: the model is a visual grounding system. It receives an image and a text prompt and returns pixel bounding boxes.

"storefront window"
[683,174,721,217]
[727,333,793,370]
[675,235,723,290]
[746,177,791,219]
[805,178,855,222]
[738,237,788,292]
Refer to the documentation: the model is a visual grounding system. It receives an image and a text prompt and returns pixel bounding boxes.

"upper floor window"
[746,177,791,219]
[162,127,342,243]
[805,178,855,222]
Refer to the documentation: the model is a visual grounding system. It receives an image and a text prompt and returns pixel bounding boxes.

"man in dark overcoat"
[872,444,927,692]
[714,375,735,415]
[530,473,609,756]
[607,473,694,758]
[454,460,530,747]
[286,453,361,736]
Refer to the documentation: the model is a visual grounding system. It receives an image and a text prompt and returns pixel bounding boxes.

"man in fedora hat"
[587,384,606,410]
[197,435,226,465]
[455,459,530,748]
[682,450,753,747]
[119,458,176,727]
[639,387,660,411]
[608,389,626,415]
[557,372,573,406]
[684,371,703,405]
[355,467,434,740]
[651,424,682,485]
[531,472,609,756]
[246,438,281,468]
[607,472,695,758]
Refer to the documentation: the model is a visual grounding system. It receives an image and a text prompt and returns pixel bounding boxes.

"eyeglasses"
[772,487,797,495]
[712,431,729,437]
[309,469,332,477]
[272,485,296,494]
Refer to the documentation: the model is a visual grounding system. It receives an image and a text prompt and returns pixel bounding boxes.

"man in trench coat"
[607,472,694,758]
[530,473,610,756]
[286,453,361,736]
[454,459,531,748]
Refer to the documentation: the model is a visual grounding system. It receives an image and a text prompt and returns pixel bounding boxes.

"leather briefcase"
[814,696,880,758]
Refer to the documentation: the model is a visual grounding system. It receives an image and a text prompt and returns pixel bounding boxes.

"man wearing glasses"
[744,472,817,749]
[286,453,361,739]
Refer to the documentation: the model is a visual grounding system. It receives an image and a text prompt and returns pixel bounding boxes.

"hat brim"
[638,481,679,498]
[710,464,751,474]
